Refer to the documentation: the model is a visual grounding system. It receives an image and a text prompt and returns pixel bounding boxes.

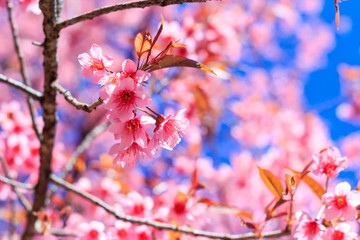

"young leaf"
[257,166,284,199]
[289,169,326,199]
[149,55,216,75]
[134,31,152,58]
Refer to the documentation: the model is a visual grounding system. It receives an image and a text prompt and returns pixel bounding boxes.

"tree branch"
[0,74,43,100]
[0,154,32,212]
[52,81,103,113]
[56,0,216,31]
[6,0,42,140]
[50,174,290,240]
[62,121,110,178]
[22,0,61,238]
[0,175,35,190]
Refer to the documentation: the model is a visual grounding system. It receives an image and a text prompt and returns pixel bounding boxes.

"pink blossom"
[311,147,348,178]
[109,116,154,152]
[78,221,107,240]
[292,211,325,240]
[78,44,113,84]
[110,142,152,168]
[323,223,359,240]
[121,59,151,83]
[103,77,151,122]
[150,109,189,151]
[322,182,360,221]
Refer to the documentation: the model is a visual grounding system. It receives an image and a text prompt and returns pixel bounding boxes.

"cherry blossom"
[292,211,325,240]
[121,59,151,83]
[323,223,359,240]
[322,182,360,221]
[311,147,348,178]
[150,109,189,151]
[103,77,151,122]
[78,44,114,84]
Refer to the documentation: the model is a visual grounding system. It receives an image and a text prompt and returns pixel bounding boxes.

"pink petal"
[140,116,156,128]
[78,53,92,67]
[322,193,334,205]
[90,44,103,59]
[335,182,351,196]
[122,59,137,74]
[121,77,135,90]
[116,108,135,122]
[341,205,357,221]
[134,129,147,149]
[135,70,151,83]
[103,55,114,68]
[348,190,360,207]
[81,68,94,79]
[324,206,340,220]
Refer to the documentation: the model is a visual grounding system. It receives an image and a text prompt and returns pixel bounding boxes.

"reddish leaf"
[134,31,152,58]
[235,210,253,220]
[149,55,215,75]
[289,169,326,199]
[257,166,284,199]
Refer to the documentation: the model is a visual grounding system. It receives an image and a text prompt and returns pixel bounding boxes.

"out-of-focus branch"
[49,229,77,238]
[6,1,42,140]
[47,121,110,203]
[0,175,35,190]
[56,0,216,30]
[0,154,32,212]
[61,121,110,178]
[50,174,290,240]
[0,74,43,100]
[52,81,103,113]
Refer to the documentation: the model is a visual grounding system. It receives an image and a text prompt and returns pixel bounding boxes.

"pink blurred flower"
[323,223,359,240]
[121,59,151,83]
[322,182,360,221]
[150,109,189,151]
[104,77,151,122]
[292,211,325,240]
[78,44,113,84]
[311,147,348,178]
[78,221,107,240]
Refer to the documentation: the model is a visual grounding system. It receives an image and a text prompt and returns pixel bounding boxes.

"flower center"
[335,196,347,209]
[332,230,345,240]
[306,221,318,235]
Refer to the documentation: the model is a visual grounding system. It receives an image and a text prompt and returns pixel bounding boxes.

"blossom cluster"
[78,44,189,167]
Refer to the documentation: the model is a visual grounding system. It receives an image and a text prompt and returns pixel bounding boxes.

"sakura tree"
[0,0,359,240]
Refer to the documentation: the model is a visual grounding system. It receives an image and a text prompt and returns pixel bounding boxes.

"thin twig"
[0,154,32,212]
[0,175,35,190]
[47,121,110,203]
[0,74,43,100]
[62,121,110,178]
[49,229,77,238]
[56,0,216,31]
[50,174,290,240]
[6,0,42,140]
[52,81,103,113]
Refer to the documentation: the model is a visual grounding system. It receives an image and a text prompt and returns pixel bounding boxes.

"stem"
[52,81,104,112]
[6,0,42,140]
[56,0,216,31]
[0,74,43,100]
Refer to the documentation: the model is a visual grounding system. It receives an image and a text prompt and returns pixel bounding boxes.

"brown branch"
[0,175,35,190]
[0,74,43,100]
[52,81,103,113]
[50,174,290,240]
[6,0,42,140]
[0,154,32,212]
[56,0,216,31]
[22,0,61,238]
